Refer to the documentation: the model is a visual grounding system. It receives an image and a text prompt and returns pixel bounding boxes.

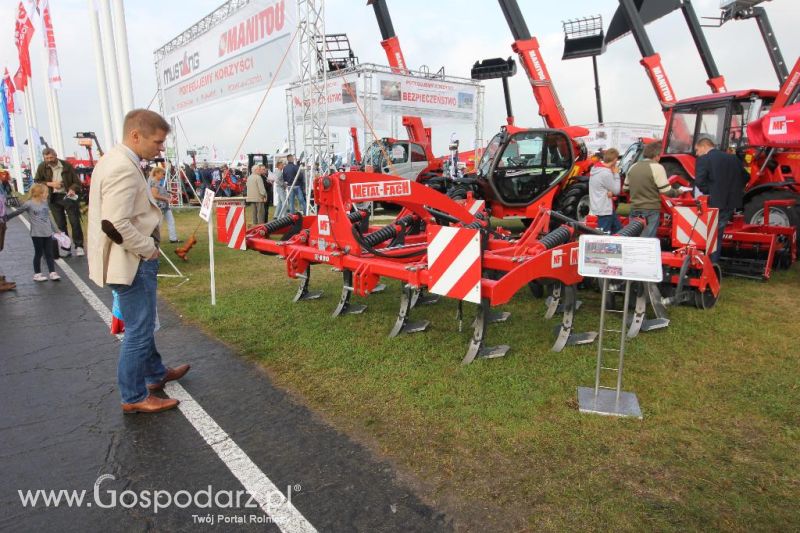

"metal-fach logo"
[17,474,298,519]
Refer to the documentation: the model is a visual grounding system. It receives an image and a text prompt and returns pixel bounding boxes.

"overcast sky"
[1,0,798,162]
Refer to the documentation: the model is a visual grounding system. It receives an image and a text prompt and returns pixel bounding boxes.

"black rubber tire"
[743,190,800,229]
[446,185,469,202]
[660,160,691,183]
[694,264,722,310]
[557,182,590,222]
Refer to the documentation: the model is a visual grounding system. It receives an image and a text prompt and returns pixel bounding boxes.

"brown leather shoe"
[147,364,191,391]
[122,394,179,414]
[0,281,16,292]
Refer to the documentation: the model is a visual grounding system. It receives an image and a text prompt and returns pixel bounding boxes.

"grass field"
[159,208,799,531]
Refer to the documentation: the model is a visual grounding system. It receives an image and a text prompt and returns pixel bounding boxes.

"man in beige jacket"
[88,109,189,414]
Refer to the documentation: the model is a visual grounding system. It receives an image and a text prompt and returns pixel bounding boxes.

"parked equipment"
[606,0,799,278]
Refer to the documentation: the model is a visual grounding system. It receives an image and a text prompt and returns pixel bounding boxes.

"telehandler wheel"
[557,182,590,221]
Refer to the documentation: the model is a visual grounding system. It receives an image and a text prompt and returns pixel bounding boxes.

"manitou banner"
[156,0,298,117]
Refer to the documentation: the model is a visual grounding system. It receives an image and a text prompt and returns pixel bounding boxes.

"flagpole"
[111,0,134,113]
[88,0,114,150]
[9,109,24,192]
[22,87,39,171]
[50,89,64,155]
[97,0,123,142]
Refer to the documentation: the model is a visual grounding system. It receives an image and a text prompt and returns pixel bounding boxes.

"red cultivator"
[243,170,616,363]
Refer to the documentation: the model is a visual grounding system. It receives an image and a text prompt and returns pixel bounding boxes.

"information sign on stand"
[576,235,663,419]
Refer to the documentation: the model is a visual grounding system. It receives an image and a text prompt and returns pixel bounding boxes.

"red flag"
[3,69,14,114]
[14,1,35,86]
[13,66,27,93]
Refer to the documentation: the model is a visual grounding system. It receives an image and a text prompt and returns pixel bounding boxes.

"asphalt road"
[0,216,451,532]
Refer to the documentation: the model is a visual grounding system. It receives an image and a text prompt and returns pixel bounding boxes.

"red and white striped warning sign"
[671,205,719,255]
[225,206,247,250]
[465,198,485,216]
[426,225,482,304]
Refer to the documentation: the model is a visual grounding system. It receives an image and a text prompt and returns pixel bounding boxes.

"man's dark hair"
[123,109,171,137]
[42,147,57,158]
[643,141,662,160]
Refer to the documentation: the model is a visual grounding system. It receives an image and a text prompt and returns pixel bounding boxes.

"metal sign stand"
[577,278,643,418]
[157,247,188,282]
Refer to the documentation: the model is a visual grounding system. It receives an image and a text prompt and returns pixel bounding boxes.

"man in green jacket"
[34,147,84,256]
[623,141,680,238]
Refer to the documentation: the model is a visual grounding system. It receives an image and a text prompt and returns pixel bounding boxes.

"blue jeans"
[287,186,306,214]
[161,208,178,241]
[110,259,166,404]
[631,209,661,238]
[597,214,623,234]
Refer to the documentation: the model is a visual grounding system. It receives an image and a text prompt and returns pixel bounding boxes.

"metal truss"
[297,0,329,214]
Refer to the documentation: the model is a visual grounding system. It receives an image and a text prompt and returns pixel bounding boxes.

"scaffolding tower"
[297,0,329,214]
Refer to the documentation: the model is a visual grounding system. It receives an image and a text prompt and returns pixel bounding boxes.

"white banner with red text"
[156,0,298,117]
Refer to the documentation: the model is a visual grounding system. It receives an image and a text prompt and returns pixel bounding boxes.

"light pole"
[562,15,606,124]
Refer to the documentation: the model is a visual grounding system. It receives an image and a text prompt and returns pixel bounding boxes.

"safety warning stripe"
[427,225,481,304]
[467,199,485,215]
[673,206,718,254]
[226,206,247,250]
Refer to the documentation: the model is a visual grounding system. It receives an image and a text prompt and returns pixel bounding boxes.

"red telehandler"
[441,0,598,223]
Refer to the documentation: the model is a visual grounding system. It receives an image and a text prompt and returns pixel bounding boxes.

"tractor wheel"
[447,185,468,202]
[557,182,590,222]
[743,190,800,230]
[660,160,691,184]
[694,264,722,310]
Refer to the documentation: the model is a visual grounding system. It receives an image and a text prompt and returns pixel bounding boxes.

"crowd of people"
[588,138,747,263]
[244,153,307,224]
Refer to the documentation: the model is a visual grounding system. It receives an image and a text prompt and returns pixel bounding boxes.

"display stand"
[577,278,642,418]
[576,234,663,419]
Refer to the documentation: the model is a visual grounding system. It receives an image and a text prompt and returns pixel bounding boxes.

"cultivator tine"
[462,298,510,365]
[647,283,669,320]
[410,287,440,308]
[389,285,430,337]
[471,309,510,327]
[626,282,670,338]
[551,285,597,352]
[372,283,387,294]
[332,271,367,317]
[293,266,323,303]
[544,283,562,319]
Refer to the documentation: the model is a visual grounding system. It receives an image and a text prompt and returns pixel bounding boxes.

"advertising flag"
[0,88,12,148]
[14,1,35,88]
[3,69,15,114]
[38,0,62,88]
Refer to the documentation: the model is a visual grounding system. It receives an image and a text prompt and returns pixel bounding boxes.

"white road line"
[166,383,316,532]
[14,217,316,533]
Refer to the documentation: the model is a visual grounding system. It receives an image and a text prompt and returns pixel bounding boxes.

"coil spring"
[539,225,572,250]
[463,220,483,230]
[348,211,364,223]
[264,215,296,234]
[615,219,645,238]
[362,214,415,247]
